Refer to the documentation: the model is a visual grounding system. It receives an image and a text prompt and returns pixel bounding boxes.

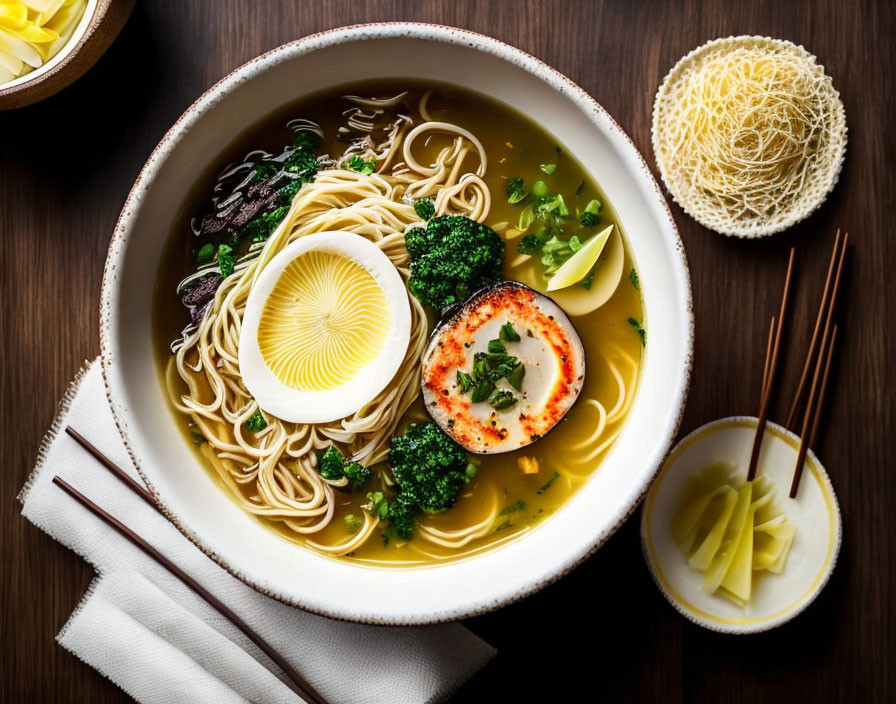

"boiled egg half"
[239,231,411,424]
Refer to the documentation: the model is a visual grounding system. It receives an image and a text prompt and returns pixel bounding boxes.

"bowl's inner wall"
[107,29,690,623]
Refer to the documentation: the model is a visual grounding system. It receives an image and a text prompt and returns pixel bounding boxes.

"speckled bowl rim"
[100,22,694,625]
[640,416,842,634]
[651,36,848,239]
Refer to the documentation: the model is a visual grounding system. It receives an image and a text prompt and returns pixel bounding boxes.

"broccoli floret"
[405,215,504,309]
[344,461,371,489]
[386,494,418,541]
[316,446,370,490]
[389,422,472,513]
[413,198,435,221]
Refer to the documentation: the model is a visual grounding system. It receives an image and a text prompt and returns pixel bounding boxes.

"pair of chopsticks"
[57,427,329,704]
[746,231,847,497]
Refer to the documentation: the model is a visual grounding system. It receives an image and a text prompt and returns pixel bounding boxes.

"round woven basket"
[652,36,847,238]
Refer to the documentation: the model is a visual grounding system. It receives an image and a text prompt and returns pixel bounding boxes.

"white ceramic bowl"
[100,23,693,625]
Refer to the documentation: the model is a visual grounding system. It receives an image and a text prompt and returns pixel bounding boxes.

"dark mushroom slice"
[421,281,586,454]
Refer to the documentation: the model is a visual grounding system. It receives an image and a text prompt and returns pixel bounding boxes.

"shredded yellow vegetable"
[0,0,87,85]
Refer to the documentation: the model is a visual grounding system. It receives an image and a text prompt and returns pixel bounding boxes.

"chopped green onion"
[506,177,527,204]
[499,322,521,342]
[196,243,214,265]
[629,268,640,291]
[540,163,557,175]
[217,244,235,278]
[532,180,548,197]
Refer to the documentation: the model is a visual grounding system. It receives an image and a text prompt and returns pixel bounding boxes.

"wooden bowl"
[0,0,135,110]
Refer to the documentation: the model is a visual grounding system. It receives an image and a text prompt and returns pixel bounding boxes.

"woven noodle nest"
[652,36,847,238]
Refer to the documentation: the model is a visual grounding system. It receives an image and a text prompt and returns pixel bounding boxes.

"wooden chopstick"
[785,230,845,429]
[747,248,795,482]
[760,316,777,408]
[790,322,839,498]
[65,427,159,511]
[59,432,329,704]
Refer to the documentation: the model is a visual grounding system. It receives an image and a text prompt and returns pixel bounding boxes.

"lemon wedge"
[545,224,614,292]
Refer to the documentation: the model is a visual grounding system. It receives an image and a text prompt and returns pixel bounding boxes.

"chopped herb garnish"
[471,380,492,404]
[190,431,206,445]
[506,362,525,391]
[499,322,521,342]
[540,163,557,175]
[196,243,214,265]
[532,180,548,198]
[244,409,268,432]
[537,470,561,494]
[629,268,640,291]
[580,199,602,227]
[488,388,518,412]
[413,198,435,221]
[517,205,536,231]
[487,338,507,354]
[517,229,549,255]
[344,514,363,534]
[628,317,647,347]
[456,370,475,393]
[346,155,376,174]
[506,177,527,204]
[499,500,527,516]
[217,244,235,278]
[363,491,390,521]
[580,271,595,290]
[575,180,585,196]
[457,335,525,408]
[317,446,371,490]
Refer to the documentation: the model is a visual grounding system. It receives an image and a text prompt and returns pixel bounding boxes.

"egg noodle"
[166,92,636,558]
[652,38,846,236]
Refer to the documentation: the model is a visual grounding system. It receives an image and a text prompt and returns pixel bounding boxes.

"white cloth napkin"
[19,359,495,704]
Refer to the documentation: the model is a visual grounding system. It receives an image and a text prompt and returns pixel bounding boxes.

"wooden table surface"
[2,1,893,701]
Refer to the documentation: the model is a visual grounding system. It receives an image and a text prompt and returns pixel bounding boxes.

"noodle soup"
[153,81,643,565]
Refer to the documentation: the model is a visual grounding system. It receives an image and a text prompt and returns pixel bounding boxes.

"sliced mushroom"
[421,281,585,454]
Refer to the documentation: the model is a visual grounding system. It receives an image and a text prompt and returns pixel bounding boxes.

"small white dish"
[641,416,841,634]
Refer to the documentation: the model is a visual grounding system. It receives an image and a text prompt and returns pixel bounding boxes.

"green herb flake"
[537,470,561,494]
[629,268,640,291]
[506,177,527,204]
[580,198,602,227]
[190,431,206,445]
[487,339,507,354]
[347,155,376,174]
[499,322,521,342]
[196,243,214,265]
[499,500,527,516]
[506,362,525,391]
[413,198,435,221]
[488,388,518,412]
[580,271,595,290]
[217,244,235,278]
[517,205,536,231]
[344,514,363,534]
[540,163,557,175]
[244,409,268,432]
[456,370,475,393]
[628,317,647,347]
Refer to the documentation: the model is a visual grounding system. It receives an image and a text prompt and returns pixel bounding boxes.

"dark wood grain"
[1,1,893,701]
